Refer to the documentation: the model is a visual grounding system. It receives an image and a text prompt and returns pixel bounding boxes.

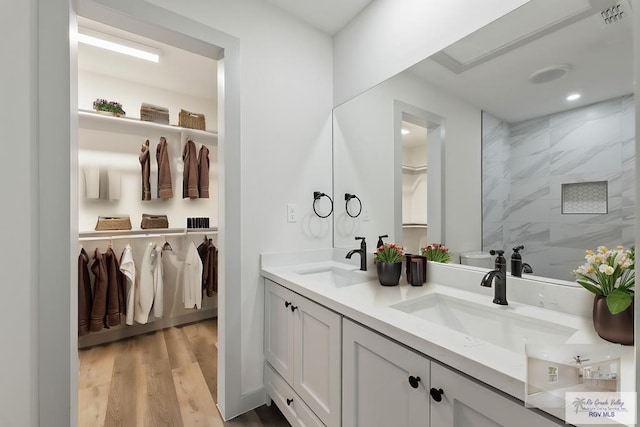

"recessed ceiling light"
[567,93,581,101]
[401,129,410,135]
[78,27,160,63]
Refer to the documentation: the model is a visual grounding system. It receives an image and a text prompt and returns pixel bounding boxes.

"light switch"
[287,203,297,223]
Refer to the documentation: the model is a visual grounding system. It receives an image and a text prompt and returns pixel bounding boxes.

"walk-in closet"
[73,17,267,425]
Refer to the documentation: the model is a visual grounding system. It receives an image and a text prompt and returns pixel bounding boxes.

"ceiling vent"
[528,64,572,84]
[601,2,627,24]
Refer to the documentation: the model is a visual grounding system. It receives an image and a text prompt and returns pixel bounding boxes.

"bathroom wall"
[483,95,635,281]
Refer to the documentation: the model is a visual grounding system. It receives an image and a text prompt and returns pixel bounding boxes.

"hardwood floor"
[78,318,290,426]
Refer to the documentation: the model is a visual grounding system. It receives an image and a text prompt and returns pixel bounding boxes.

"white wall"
[527,358,578,394]
[333,0,531,105]
[144,0,334,402]
[0,0,38,425]
[333,70,482,256]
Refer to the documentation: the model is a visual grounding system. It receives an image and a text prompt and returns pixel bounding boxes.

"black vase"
[592,295,634,346]
[376,261,402,286]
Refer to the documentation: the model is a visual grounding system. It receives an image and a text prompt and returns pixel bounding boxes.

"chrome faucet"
[346,236,367,271]
[480,249,508,305]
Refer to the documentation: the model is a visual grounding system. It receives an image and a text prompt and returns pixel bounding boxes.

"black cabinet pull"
[430,388,444,402]
[286,398,293,406]
[284,301,291,308]
[408,375,421,389]
[290,305,298,312]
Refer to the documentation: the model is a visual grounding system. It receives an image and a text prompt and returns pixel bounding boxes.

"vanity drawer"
[265,362,325,427]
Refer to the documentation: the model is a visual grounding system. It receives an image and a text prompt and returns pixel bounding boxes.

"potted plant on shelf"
[93,98,126,117]
[374,243,405,286]
[573,245,635,345]
[421,243,451,263]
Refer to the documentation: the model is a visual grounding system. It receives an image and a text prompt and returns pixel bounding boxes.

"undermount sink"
[295,265,371,288]
[391,293,577,353]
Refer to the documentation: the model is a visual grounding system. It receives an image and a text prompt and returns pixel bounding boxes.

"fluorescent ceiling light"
[78,27,160,63]
[401,128,410,135]
[566,93,581,101]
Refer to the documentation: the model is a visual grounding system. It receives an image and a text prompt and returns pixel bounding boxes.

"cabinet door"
[430,362,561,427]
[293,295,342,427]
[343,319,430,427]
[264,280,294,385]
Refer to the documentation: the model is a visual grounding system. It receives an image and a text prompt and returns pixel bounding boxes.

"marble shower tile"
[549,196,623,225]
[482,222,504,250]
[621,94,635,141]
[505,221,550,243]
[509,128,550,159]
[549,97,621,129]
[482,176,508,203]
[508,177,549,201]
[550,114,621,153]
[549,171,622,200]
[549,223,623,249]
[504,198,551,222]
[550,145,621,176]
[510,152,550,179]
[621,224,635,247]
[509,116,550,137]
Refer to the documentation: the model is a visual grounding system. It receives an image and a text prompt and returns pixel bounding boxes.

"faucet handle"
[489,249,504,256]
[355,236,366,242]
[512,245,524,253]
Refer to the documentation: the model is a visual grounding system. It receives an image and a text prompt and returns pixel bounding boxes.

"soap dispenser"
[511,245,524,277]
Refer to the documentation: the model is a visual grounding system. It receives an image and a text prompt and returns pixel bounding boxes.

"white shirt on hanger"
[120,244,136,326]
[183,241,203,309]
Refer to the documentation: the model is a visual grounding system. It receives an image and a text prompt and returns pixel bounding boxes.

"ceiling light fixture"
[78,27,160,63]
[566,93,581,101]
[401,129,410,135]
[528,64,572,84]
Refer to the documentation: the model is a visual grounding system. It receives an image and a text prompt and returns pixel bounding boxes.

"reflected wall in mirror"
[332,0,634,283]
[401,120,428,254]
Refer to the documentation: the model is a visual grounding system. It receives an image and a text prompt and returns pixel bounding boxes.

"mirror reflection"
[332,0,634,282]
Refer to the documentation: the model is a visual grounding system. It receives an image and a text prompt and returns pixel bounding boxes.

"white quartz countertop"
[260,251,634,424]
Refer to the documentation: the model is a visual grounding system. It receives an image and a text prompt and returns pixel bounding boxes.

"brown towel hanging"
[156,137,174,199]
[139,139,151,201]
[182,140,199,199]
[198,145,210,198]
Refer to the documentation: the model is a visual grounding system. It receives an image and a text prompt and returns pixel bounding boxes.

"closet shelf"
[78,110,218,143]
[402,164,428,173]
[78,227,218,241]
[402,223,428,229]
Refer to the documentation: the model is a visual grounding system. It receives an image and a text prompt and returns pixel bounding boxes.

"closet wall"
[77,19,219,347]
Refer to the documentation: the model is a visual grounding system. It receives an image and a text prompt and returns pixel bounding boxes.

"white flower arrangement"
[573,246,635,314]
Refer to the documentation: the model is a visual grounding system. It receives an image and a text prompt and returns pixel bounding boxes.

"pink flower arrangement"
[421,243,450,263]
[374,243,405,263]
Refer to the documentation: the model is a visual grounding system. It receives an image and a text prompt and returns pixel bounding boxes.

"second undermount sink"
[391,293,577,353]
[295,265,371,288]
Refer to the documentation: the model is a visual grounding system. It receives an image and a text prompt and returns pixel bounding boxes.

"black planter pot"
[376,261,403,286]
[592,295,634,346]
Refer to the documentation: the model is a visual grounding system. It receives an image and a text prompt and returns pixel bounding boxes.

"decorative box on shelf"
[140,103,170,124]
[179,109,206,130]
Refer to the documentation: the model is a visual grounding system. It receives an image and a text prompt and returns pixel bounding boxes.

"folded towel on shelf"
[83,167,100,199]
[107,168,121,200]
[156,137,173,199]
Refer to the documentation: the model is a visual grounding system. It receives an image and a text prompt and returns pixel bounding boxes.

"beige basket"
[95,216,132,231]
[179,109,206,130]
[140,103,169,124]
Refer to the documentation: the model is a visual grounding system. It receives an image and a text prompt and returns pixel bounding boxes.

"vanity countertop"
[260,250,634,422]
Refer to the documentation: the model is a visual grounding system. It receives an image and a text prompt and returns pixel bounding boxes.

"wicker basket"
[179,109,206,130]
[140,214,169,229]
[95,216,132,231]
[140,103,169,124]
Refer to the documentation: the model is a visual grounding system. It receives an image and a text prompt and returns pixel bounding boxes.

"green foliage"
[93,98,126,116]
[421,243,450,263]
[374,243,404,263]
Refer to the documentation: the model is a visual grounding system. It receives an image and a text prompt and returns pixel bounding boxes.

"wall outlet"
[362,204,370,221]
[287,203,297,223]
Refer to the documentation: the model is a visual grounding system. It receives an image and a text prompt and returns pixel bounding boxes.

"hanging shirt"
[183,242,203,309]
[120,244,136,326]
[161,245,184,317]
[135,242,163,324]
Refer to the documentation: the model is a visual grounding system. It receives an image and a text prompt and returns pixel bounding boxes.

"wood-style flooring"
[78,318,290,426]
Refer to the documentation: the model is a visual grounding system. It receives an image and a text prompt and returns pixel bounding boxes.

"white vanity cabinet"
[342,319,561,427]
[342,319,431,426]
[264,279,342,426]
[430,363,561,427]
